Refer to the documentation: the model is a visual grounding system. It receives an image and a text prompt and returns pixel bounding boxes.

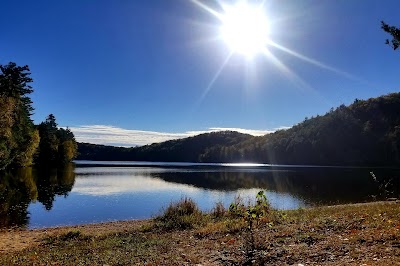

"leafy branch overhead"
[381,21,400,50]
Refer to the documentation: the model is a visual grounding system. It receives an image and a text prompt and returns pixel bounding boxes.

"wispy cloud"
[68,125,290,147]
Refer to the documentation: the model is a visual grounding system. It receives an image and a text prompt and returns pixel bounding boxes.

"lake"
[1,161,399,229]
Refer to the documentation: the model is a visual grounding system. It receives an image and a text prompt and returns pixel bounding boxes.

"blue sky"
[1,0,399,146]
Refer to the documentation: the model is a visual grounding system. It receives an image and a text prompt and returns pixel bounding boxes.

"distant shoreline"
[73,160,400,169]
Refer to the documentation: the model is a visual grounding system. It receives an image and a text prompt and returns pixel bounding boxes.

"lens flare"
[220,2,269,57]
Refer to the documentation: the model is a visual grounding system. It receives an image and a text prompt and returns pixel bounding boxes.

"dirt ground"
[1,201,400,265]
[0,220,149,253]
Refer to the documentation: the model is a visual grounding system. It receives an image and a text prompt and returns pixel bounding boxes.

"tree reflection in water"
[1,163,399,229]
[153,167,400,205]
[0,164,75,228]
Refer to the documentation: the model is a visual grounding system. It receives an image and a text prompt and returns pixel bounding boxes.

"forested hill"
[77,93,400,166]
[200,92,400,166]
[77,131,253,162]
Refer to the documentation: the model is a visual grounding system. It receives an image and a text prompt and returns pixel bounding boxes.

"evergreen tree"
[0,63,38,170]
[37,115,77,165]
[37,114,59,164]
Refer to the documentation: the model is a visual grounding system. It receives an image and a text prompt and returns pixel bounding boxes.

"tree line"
[199,93,400,166]
[0,62,77,170]
[77,131,252,162]
[78,93,400,167]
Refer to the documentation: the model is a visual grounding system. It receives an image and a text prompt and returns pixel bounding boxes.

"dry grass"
[0,201,399,265]
[154,197,207,231]
[211,201,226,219]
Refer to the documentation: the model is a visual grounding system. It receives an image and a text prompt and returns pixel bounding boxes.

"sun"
[191,0,357,103]
[220,2,269,57]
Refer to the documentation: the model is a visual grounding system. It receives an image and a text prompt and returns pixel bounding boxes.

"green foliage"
[228,195,246,218]
[57,128,78,164]
[0,62,37,170]
[246,191,271,225]
[37,114,77,165]
[239,191,272,237]
[227,191,275,265]
[227,192,273,234]
[37,114,60,164]
[381,21,400,50]
[14,129,40,167]
[0,63,77,169]
[0,63,33,106]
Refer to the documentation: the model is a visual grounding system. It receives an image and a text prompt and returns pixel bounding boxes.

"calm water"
[1,161,399,229]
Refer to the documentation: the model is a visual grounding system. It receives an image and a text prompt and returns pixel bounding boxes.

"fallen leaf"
[227,239,235,245]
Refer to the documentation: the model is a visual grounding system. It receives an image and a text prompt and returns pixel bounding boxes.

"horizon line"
[66,125,291,147]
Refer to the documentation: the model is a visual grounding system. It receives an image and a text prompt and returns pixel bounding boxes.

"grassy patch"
[154,197,208,230]
[3,231,168,266]
[43,230,88,245]
[211,201,226,219]
[1,199,399,265]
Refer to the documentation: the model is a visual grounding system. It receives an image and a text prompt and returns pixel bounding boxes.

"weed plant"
[155,197,206,230]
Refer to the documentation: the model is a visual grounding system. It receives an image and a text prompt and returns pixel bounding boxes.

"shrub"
[155,197,205,230]
[212,201,226,219]
[228,195,246,218]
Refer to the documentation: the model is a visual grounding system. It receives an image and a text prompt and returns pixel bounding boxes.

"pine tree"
[37,115,78,165]
[0,63,37,169]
